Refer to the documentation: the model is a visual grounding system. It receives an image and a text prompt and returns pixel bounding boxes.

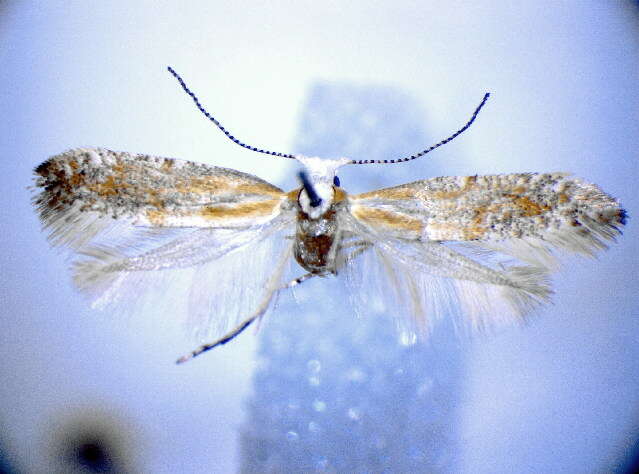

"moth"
[33,67,627,363]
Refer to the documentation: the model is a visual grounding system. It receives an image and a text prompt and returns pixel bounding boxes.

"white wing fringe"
[345,241,552,337]
[66,225,294,340]
[72,245,127,305]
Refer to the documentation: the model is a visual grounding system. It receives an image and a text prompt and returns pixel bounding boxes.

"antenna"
[350,93,490,165]
[167,66,296,159]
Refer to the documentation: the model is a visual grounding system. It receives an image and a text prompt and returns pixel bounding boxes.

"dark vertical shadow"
[616,434,639,474]
[241,82,464,473]
[0,444,16,473]
[0,419,18,474]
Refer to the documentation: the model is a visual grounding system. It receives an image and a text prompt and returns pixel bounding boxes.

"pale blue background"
[1,1,638,472]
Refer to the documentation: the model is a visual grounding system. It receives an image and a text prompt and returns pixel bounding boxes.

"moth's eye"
[333,176,341,187]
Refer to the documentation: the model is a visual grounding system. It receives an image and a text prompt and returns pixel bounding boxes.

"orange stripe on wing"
[424,222,488,241]
[174,176,283,197]
[354,176,478,201]
[199,200,283,220]
[143,199,284,227]
[351,205,423,238]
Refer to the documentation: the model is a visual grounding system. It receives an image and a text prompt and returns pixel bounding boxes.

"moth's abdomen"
[294,209,340,274]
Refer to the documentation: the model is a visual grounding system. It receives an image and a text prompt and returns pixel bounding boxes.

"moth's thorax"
[294,188,347,274]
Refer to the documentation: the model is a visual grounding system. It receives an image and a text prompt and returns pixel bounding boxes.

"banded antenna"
[168,66,296,159]
[168,66,489,165]
[350,93,490,165]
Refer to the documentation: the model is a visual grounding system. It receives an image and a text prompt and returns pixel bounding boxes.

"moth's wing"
[343,174,626,334]
[34,148,287,249]
[34,147,296,337]
[349,173,626,261]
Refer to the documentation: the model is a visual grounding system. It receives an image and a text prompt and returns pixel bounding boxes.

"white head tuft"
[295,156,350,219]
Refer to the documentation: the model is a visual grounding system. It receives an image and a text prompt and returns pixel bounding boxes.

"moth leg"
[334,241,372,274]
[176,272,316,364]
[345,241,371,255]
[339,239,369,250]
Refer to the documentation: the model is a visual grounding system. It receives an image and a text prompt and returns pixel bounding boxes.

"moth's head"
[295,155,350,219]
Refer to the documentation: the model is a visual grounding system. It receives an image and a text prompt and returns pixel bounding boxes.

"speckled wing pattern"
[34,148,296,339]
[344,173,626,333]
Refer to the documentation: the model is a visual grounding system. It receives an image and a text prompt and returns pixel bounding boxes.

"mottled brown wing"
[34,147,289,249]
[348,173,626,253]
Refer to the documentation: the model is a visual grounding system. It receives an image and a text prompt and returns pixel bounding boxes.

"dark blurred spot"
[57,424,132,474]
[70,439,113,472]
[48,406,139,473]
